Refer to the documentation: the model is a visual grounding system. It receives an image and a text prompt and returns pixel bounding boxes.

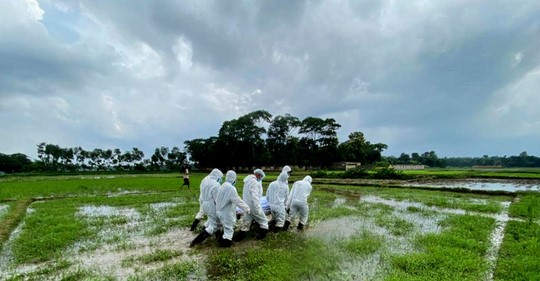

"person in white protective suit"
[190,169,224,231]
[189,168,223,247]
[215,170,250,247]
[284,175,313,231]
[235,169,269,241]
[266,171,290,232]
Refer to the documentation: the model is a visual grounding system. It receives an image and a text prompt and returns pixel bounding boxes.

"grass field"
[0,172,539,280]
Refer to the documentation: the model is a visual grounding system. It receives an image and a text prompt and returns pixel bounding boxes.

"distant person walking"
[180,168,190,190]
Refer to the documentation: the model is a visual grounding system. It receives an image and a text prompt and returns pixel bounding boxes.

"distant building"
[334,162,362,171]
[472,165,502,169]
[390,164,425,170]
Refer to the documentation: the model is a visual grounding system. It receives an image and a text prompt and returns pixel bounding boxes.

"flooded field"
[1,174,539,280]
[405,179,540,192]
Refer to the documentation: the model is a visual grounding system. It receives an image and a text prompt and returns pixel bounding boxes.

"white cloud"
[479,67,540,137]
[2,0,540,159]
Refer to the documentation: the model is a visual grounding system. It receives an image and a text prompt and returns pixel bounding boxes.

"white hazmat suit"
[286,176,313,228]
[189,168,223,247]
[216,171,250,243]
[199,169,223,234]
[266,171,290,228]
[240,170,269,231]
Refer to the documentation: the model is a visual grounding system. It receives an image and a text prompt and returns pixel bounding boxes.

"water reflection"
[405,181,540,192]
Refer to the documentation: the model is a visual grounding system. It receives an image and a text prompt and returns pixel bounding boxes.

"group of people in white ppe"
[189,166,313,248]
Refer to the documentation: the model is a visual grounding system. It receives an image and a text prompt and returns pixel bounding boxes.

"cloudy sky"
[1,0,540,160]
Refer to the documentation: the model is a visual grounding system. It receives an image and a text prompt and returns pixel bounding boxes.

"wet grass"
[322,184,511,214]
[340,230,384,257]
[206,232,339,281]
[128,261,201,281]
[8,193,199,265]
[1,174,538,280]
[509,193,540,221]
[387,215,495,281]
[0,198,33,251]
[494,221,540,280]
[402,168,540,179]
[0,173,205,200]
[123,249,183,266]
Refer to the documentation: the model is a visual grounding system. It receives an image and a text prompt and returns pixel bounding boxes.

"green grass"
[509,193,540,221]
[322,184,511,214]
[402,168,540,179]
[9,192,200,264]
[340,230,384,256]
[386,215,495,281]
[0,198,33,250]
[1,173,538,280]
[128,261,200,281]
[206,232,340,281]
[494,221,540,280]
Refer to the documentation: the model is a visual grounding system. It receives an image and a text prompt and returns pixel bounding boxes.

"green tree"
[267,114,301,166]
[338,131,387,165]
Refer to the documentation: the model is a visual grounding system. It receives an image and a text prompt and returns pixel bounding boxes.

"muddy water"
[405,180,540,192]
[0,204,8,218]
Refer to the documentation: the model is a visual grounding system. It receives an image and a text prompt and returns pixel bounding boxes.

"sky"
[1,0,540,160]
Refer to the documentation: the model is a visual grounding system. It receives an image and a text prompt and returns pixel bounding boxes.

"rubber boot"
[297,223,304,230]
[215,229,224,240]
[233,231,247,242]
[190,219,200,231]
[219,238,232,248]
[283,220,291,231]
[189,230,211,247]
[268,220,276,232]
[273,226,283,233]
[256,228,269,240]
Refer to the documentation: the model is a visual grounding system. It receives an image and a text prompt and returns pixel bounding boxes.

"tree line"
[2,110,540,174]
[183,110,387,170]
[0,110,387,173]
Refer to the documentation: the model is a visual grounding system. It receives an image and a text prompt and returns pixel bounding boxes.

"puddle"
[0,204,8,218]
[150,202,180,211]
[107,190,143,197]
[332,198,347,207]
[78,205,141,219]
[1,202,203,280]
[483,202,510,281]
[337,253,389,281]
[405,181,540,192]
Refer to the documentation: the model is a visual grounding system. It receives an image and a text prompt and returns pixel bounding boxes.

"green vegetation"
[509,193,540,220]
[0,173,538,280]
[494,221,540,280]
[206,233,339,281]
[340,230,384,256]
[388,215,495,281]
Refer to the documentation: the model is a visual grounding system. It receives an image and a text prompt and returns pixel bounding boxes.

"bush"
[341,167,369,179]
[372,167,404,179]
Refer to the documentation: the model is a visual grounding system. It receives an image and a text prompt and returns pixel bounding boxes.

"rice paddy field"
[0,172,539,280]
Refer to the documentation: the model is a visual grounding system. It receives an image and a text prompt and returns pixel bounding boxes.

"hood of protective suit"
[282,165,291,173]
[210,168,224,180]
[277,171,289,183]
[303,175,312,184]
[253,168,265,180]
[225,170,237,184]
[244,174,256,183]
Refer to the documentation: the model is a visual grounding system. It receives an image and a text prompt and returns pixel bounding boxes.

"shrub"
[341,167,369,179]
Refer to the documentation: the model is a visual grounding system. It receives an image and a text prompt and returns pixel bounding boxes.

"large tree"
[266,114,301,166]
[338,131,387,165]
